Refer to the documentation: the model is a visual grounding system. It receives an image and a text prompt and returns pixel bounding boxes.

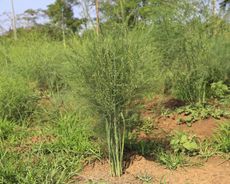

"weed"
[198,140,216,160]
[175,104,229,126]
[126,137,165,157]
[210,81,229,99]
[136,171,153,184]
[0,110,102,183]
[159,176,168,184]
[139,117,155,135]
[212,122,230,153]
[53,113,101,158]
[0,119,15,141]
[157,151,186,170]
[170,131,199,155]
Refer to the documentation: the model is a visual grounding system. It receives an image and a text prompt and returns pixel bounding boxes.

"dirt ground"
[74,97,230,184]
[75,156,230,184]
[142,96,226,140]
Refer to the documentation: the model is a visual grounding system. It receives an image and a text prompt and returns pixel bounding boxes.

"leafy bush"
[0,75,38,122]
[170,131,199,155]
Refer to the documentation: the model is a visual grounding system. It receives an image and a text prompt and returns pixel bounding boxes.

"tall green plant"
[72,29,157,176]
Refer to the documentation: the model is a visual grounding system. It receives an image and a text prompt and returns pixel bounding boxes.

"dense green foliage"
[0,0,229,180]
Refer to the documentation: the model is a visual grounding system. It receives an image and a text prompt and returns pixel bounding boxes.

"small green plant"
[157,151,186,170]
[176,104,229,126]
[136,171,153,184]
[211,81,229,99]
[126,135,165,157]
[159,176,168,184]
[170,131,199,155]
[212,122,230,153]
[198,140,216,160]
[139,117,154,135]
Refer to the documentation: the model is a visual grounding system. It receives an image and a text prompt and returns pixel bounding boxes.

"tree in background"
[100,0,148,27]
[46,0,86,33]
[219,0,230,10]
[19,9,46,27]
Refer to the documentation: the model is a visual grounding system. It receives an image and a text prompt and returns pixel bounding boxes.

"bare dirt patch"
[141,96,228,139]
[154,117,221,139]
[75,156,230,184]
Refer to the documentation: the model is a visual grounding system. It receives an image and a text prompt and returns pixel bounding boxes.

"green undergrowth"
[0,113,102,184]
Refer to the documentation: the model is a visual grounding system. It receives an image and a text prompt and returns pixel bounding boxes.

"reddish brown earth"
[154,117,221,140]
[75,156,230,184]
[142,96,227,140]
[75,97,230,184]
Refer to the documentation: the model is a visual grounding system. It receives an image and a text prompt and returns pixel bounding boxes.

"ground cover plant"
[0,0,229,183]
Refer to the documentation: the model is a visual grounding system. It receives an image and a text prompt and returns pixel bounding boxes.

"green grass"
[157,151,187,170]
[0,112,101,184]
[212,122,230,153]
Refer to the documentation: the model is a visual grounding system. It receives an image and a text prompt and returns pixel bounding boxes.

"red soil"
[142,96,228,139]
[75,96,230,184]
[75,156,230,184]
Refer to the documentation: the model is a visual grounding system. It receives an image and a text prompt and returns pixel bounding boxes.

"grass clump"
[52,113,101,158]
[212,122,230,153]
[0,150,82,184]
[0,119,15,141]
[157,151,187,170]
[0,74,38,122]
